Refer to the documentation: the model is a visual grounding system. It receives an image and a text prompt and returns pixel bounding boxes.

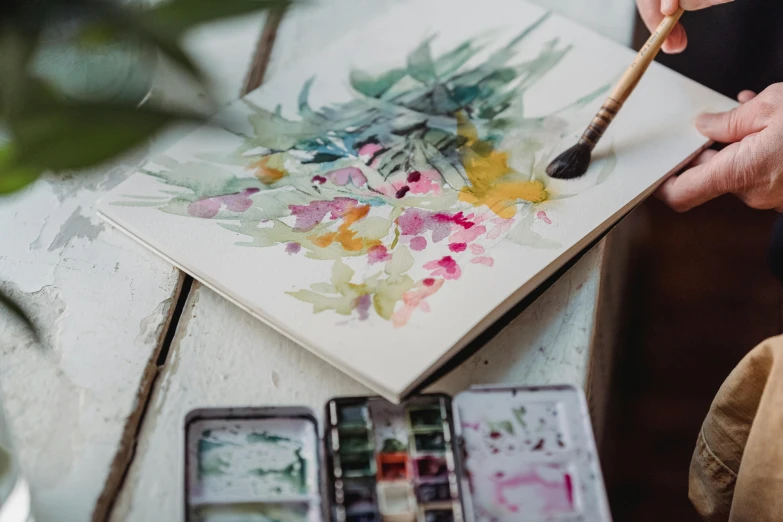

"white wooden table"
[0,2,637,521]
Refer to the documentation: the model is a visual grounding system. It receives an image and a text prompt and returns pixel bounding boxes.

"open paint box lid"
[184,385,612,522]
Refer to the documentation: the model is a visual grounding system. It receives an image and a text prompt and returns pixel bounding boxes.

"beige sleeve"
[689,335,783,522]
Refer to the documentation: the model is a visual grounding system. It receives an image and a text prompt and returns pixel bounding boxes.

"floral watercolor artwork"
[99,0,733,400]
[111,13,614,327]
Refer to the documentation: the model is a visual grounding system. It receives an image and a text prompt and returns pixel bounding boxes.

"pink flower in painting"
[187,188,260,218]
[358,142,383,160]
[397,209,475,243]
[289,197,358,231]
[487,217,515,240]
[327,167,367,187]
[449,224,486,244]
[449,243,467,253]
[471,256,494,267]
[536,210,553,225]
[471,244,485,255]
[392,278,445,327]
[409,236,427,251]
[407,170,442,195]
[368,245,392,264]
[424,256,461,280]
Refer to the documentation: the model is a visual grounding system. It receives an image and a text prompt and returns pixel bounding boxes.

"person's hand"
[636,0,734,54]
[656,85,783,212]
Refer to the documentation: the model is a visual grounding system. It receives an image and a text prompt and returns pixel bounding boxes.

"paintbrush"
[546,8,685,180]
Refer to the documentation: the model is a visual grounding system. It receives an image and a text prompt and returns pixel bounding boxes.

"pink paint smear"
[492,468,575,516]
[536,210,553,224]
[187,188,260,218]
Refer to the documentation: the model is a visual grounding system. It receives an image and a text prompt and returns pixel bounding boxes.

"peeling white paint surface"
[0,167,180,522]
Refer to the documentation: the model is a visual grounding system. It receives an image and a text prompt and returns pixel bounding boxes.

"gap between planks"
[94,9,287,522]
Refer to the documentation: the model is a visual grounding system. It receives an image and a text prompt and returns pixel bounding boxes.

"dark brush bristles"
[546,142,592,180]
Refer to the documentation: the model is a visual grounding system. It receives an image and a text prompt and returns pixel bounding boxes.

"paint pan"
[376,482,415,518]
[453,385,611,521]
[326,395,461,522]
[184,407,322,522]
[184,386,609,522]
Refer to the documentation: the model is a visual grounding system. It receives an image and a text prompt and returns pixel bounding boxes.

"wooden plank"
[0,14,267,522]
[110,2,637,519]
[0,157,183,522]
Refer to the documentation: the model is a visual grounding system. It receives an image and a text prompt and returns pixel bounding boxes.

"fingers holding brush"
[636,0,735,54]
[657,85,783,212]
[636,0,688,53]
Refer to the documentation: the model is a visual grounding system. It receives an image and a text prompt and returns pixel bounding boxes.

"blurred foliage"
[0,0,290,335]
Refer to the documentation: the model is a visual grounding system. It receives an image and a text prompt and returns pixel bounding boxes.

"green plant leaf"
[78,0,204,81]
[147,0,291,35]
[10,102,196,171]
[0,24,38,117]
[0,287,38,340]
[0,143,43,194]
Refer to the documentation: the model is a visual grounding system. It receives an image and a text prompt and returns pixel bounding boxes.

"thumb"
[656,142,744,211]
[694,97,768,143]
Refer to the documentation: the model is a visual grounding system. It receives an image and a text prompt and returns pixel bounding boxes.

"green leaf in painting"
[384,245,413,278]
[419,141,467,190]
[434,41,482,78]
[349,68,406,98]
[406,37,437,85]
[11,103,193,171]
[146,0,291,35]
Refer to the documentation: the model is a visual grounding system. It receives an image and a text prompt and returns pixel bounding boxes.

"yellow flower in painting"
[308,204,380,252]
[456,112,547,218]
[248,154,287,184]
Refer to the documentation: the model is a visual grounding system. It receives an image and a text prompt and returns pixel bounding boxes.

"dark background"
[602,3,783,520]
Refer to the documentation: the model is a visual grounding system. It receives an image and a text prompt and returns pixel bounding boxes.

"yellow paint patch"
[456,112,547,218]
[249,155,287,185]
[307,204,380,252]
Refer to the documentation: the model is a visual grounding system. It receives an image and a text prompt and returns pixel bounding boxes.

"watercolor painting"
[110,13,613,328]
[100,0,734,400]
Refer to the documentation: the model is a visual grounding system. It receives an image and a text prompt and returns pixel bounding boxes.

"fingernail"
[662,0,678,14]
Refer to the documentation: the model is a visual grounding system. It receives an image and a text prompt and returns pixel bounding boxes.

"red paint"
[407,170,421,182]
[395,186,410,198]
[565,473,574,507]
[423,278,435,286]
[449,242,467,253]
[433,211,474,229]
[533,439,545,451]
[311,175,327,184]
[490,431,502,439]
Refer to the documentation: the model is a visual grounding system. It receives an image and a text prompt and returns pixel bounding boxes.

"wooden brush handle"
[579,7,685,150]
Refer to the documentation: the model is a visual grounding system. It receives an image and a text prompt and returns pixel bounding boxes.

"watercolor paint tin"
[185,385,611,522]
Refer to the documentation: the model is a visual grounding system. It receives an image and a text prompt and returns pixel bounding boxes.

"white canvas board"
[98,0,735,402]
